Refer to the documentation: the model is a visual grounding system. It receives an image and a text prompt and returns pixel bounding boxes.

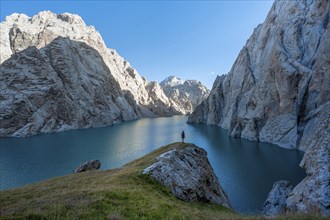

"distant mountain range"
[160,76,209,115]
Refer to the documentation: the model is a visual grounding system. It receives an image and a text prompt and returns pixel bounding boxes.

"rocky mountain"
[188,0,329,216]
[0,11,186,137]
[160,76,210,114]
[0,36,140,137]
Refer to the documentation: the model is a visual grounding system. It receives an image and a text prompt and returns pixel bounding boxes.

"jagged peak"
[32,11,86,25]
[184,79,202,85]
[166,75,179,80]
[2,10,87,27]
[160,75,185,87]
[160,76,209,92]
[4,13,29,23]
[35,10,57,18]
[56,12,85,25]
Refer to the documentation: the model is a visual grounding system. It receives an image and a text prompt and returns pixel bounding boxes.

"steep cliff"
[0,11,146,105]
[188,0,330,216]
[160,76,210,115]
[0,37,139,137]
[0,11,183,137]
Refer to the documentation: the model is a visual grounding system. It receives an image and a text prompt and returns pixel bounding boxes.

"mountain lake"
[0,116,305,214]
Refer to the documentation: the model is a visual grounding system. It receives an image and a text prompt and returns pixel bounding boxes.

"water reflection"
[188,123,305,213]
[0,116,305,214]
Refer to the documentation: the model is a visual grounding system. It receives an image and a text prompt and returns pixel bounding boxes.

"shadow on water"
[0,116,305,214]
[187,123,306,214]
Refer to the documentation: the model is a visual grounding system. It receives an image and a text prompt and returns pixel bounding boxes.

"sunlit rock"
[143,143,232,209]
[160,76,210,115]
[0,11,201,137]
[188,0,330,216]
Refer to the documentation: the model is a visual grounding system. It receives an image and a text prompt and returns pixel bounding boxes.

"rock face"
[286,113,330,216]
[188,0,330,216]
[261,180,293,216]
[73,160,101,173]
[0,37,139,137]
[144,81,181,117]
[160,76,210,114]
[188,0,330,151]
[105,49,183,117]
[0,11,185,137]
[143,143,232,209]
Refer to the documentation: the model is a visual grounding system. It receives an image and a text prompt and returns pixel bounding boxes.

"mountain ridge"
[0,11,209,137]
[160,76,210,115]
[188,0,330,216]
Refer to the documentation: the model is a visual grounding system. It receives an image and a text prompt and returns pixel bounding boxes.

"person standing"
[181,130,185,143]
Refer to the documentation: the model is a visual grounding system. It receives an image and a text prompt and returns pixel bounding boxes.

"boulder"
[73,160,101,173]
[143,143,232,209]
[261,180,293,216]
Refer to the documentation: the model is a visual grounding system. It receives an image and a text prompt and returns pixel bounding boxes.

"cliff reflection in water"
[188,123,305,213]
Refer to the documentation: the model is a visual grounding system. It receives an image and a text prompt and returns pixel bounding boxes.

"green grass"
[0,143,325,220]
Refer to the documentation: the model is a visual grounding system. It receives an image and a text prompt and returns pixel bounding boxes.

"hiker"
[181,130,185,143]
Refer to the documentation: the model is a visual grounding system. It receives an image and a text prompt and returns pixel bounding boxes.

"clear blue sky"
[1,0,274,89]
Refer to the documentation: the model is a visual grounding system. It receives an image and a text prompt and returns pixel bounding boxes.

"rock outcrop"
[261,180,293,216]
[0,11,184,137]
[160,76,210,114]
[74,159,101,173]
[143,143,232,209]
[188,0,330,216]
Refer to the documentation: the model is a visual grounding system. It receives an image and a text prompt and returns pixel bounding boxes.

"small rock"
[143,143,232,209]
[73,159,101,173]
[261,180,293,216]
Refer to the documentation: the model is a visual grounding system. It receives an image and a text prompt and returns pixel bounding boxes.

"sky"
[1,0,274,89]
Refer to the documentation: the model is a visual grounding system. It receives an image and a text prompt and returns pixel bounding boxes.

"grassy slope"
[0,143,324,220]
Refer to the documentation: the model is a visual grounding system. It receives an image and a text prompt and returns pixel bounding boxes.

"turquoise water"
[0,116,305,213]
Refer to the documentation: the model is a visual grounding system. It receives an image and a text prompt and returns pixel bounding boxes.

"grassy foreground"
[0,143,324,220]
[0,143,236,219]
